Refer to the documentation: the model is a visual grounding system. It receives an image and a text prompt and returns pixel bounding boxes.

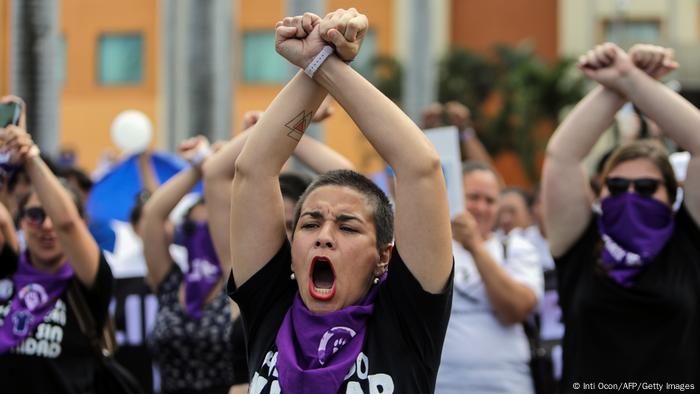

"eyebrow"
[299,211,364,223]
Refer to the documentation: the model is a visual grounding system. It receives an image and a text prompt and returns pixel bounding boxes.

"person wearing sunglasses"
[543,43,700,392]
[0,125,114,393]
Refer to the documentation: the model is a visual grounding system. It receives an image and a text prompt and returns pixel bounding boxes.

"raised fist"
[275,12,326,69]
[319,8,369,63]
[628,44,678,80]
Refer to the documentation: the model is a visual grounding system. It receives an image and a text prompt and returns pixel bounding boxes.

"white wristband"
[190,145,212,167]
[304,45,334,78]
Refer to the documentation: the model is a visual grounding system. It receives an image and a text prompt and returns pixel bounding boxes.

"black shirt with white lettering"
[556,205,700,393]
[229,241,454,394]
[0,246,113,394]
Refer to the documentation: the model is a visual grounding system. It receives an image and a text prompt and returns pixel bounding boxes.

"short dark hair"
[462,160,495,176]
[59,166,93,193]
[501,187,533,209]
[279,172,313,203]
[292,170,394,252]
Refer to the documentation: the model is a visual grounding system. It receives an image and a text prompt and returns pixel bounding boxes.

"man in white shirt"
[437,162,543,394]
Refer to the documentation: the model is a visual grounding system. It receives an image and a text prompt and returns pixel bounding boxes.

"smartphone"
[0,102,21,128]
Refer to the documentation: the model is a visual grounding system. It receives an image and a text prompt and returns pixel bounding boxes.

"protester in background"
[543,43,700,391]
[437,161,542,394]
[421,101,495,167]
[229,9,453,393]
[0,124,114,393]
[496,187,533,237]
[141,136,236,394]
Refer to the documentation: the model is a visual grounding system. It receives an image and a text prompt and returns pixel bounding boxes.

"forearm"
[461,133,495,168]
[546,85,626,163]
[143,166,202,221]
[24,156,82,230]
[621,68,700,154]
[470,244,537,324]
[0,220,18,253]
[203,130,249,183]
[138,152,160,194]
[204,175,232,272]
[235,71,327,178]
[294,135,354,173]
[314,56,440,177]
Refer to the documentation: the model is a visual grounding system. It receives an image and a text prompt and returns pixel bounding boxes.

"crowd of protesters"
[0,7,698,394]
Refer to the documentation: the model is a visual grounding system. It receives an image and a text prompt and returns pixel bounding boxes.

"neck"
[28,252,66,274]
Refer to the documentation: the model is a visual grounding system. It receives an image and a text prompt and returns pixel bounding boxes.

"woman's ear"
[374,243,393,276]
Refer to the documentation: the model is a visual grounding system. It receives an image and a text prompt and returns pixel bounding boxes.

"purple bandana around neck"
[597,192,674,287]
[0,252,73,354]
[275,273,387,394]
[182,221,223,320]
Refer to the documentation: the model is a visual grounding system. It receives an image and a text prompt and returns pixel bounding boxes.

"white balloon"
[110,110,153,153]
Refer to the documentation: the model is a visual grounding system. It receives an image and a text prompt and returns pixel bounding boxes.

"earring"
[290,272,296,280]
[373,277,380,285]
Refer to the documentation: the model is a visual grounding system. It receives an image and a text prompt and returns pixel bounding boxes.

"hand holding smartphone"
[0,102,21,128]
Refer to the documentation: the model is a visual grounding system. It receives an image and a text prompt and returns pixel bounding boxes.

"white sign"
[424,126,464,218]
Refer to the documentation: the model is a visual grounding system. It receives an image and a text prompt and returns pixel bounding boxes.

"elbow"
[397,152,442,180]
[141,199,167,225]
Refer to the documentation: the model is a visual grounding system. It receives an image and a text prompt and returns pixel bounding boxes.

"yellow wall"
[2,0,394,175]
[1,0,8,95]
[236,0,395,175]
[60,0,159,171]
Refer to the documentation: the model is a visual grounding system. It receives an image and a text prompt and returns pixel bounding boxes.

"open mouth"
[309,256,336,301]
[38,235,57,248]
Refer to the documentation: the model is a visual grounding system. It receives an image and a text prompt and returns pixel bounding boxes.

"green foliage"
[438,44,586,183]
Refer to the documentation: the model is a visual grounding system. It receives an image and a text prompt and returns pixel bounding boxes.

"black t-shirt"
[556,205,700,392]
[0,246,114,394]
[112,275,158,394]
[229,240,453,394]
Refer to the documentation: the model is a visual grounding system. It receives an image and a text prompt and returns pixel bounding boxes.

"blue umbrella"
[86,151,202,252]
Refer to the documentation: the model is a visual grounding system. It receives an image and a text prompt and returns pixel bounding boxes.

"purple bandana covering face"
[275,273,386,394]
[182,222,222,319]
[0,252,73,353]
[597,192,674,287]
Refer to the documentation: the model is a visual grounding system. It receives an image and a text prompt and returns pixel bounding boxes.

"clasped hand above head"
[274,8,369,69]
[577,42,678,96]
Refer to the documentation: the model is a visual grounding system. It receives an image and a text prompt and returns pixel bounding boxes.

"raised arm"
[543,44,629,257]
[293,136,354,173]
[203,130,249,275]
[0,200,17,254]
[230,13,330,287]
[142,136,210,290]
[310,16,452,293]
[619,45,700,223]
[4,126,100,286]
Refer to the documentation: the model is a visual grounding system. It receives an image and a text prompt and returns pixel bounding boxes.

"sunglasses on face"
[604,177,664,197]
[21,207,47,226]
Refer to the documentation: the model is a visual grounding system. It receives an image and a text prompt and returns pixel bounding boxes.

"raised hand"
[578,42,635,93]
[275,12,326,69]
[0,95,27,129]
[628,44,678,80]
[421,102,444,129]
[444,101,472,130]
[241,110,263,131]
[178,135,211,167]
[319,8,368,62]
[451,211,483,254]
[0,125,39,165]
